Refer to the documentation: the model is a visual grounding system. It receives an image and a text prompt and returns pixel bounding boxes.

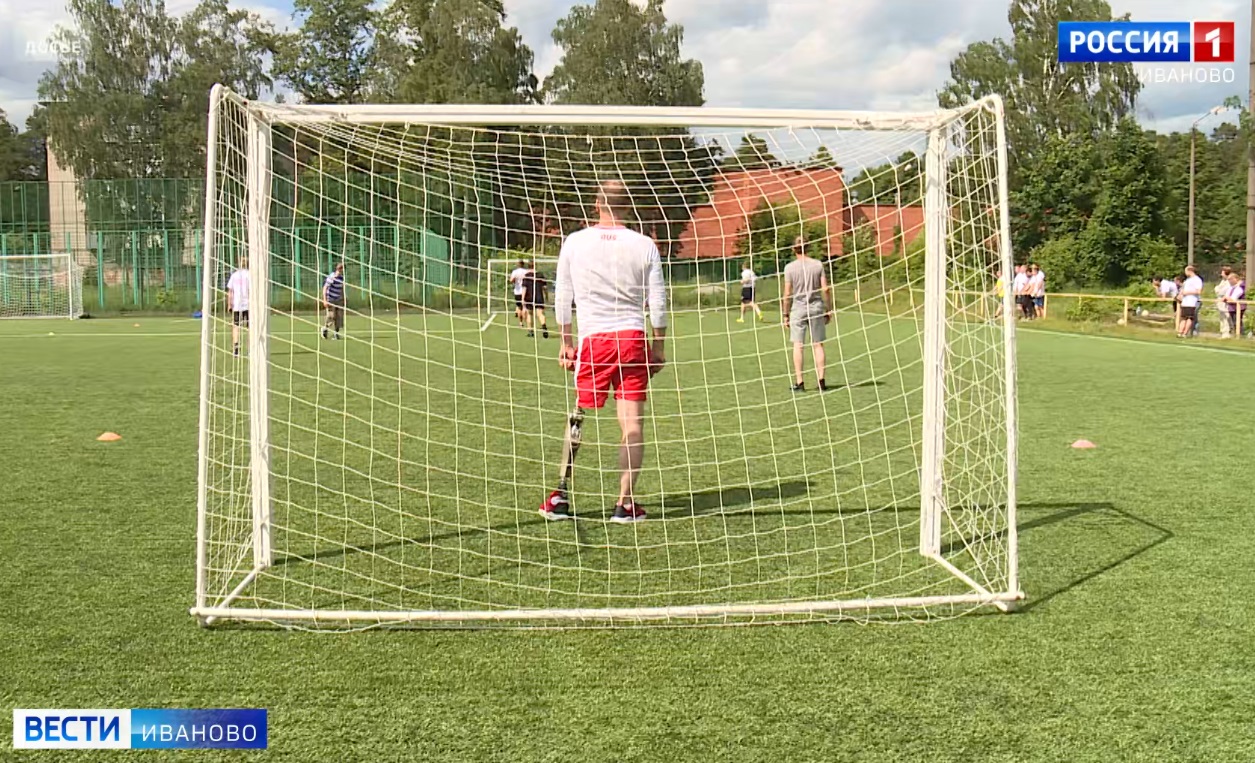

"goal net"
[194,87,1020,628]
[0,254,83,319]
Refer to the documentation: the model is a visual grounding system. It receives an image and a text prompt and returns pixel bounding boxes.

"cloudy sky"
[0,0,1247,135]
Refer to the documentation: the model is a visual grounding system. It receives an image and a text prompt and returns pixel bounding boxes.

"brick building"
[673,168,923,260]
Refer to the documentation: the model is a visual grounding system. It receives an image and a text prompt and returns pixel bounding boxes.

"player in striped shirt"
[321,262,346,340]
[539,179,667,524]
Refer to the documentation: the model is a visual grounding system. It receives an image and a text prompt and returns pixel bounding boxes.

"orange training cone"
[97,432,122,442]
[1071,439,1096,449]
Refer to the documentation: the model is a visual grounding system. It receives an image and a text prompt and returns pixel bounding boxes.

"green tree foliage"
[1011,135,1099,254]
[374,0,537,105]
[273,0,376,103]
[734,202,829,276]
[543,0,702,107]
[37,0,271,240]
[537,0,712,254]
[939,0,1140,173]
[846,151,921,204]
[808,145,839,169]
[1026,119,1180,286]
[0,110,46,181]
[721,135,780,171]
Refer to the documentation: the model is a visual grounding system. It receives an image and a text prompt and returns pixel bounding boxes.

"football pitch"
[2,316,1254,761]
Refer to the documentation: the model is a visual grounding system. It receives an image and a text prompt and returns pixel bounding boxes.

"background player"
[508,259,529,328]
[322,262,346,340]
[522,267,549,338]
[540,179,667,524]
[782,236,834,391]
[225,256,249,356]
[738,260,764,323]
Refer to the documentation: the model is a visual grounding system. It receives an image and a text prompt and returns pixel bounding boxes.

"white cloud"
[0,0,1249,137]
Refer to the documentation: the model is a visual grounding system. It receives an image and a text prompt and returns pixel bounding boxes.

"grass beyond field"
[2,316,1254,761]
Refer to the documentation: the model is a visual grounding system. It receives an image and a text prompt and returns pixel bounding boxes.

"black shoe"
[542,329,549,339]
[527,331,535,337]
[321,328,328,339]
[818,379,829,391]
[611,504,646,524]
[233,344,239,356]
[334,333,341,340]
[791,382,805,391]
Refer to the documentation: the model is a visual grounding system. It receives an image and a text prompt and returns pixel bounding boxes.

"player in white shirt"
[539,179,667,524]
[737,261,764,323]
[507,260,530,328]
[225,257,249,356]
[1028,264,1046,318]
[1011,265,1030,320]
[1177,265,1204,338]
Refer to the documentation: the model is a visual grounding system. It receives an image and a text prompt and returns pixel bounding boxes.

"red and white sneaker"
[539,490,574,521]
[611,504,646,524]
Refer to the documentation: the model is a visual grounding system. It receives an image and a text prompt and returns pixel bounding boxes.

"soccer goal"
[194,85,1020,629]
[481,256,560,331]
[0,254,84,319]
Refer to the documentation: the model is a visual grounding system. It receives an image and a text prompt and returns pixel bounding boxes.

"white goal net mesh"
[0,254,83,319]
[196,89,1018,628]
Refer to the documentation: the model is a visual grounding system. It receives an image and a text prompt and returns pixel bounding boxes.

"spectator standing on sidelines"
[1177,266,1203,338]
[1154,275,1178,318]
[1224,271,1246,338]
[1173,275,1184,322]
[1012,264,1031,320]
[1214,265,1234,337]
[1028,264,1046,319]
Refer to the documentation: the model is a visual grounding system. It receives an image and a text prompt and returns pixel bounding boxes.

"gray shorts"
[790,303,827,344]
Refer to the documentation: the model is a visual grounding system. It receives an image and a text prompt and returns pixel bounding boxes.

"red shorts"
[576,330,649,408]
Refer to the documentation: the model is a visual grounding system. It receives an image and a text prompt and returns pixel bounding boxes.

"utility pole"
[1246,0,1255,291]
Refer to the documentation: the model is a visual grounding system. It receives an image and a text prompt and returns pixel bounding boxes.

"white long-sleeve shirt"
[555,225,667,341]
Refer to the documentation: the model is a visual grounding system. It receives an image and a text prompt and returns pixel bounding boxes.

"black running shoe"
[818,379,829,391]
[542,329,549,339]
[611,504,646,524]
[791,382,805,392]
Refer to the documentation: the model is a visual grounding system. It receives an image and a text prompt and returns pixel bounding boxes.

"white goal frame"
[0,253,84,320]
[193,85,1021,627]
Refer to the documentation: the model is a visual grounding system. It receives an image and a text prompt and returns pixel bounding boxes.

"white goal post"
[0,254,84,319]
[194,85,1020,629]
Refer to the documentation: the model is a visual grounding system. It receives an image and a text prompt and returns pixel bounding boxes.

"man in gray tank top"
[782,236,834,391]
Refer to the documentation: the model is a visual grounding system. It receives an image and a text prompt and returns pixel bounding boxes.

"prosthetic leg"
[539,409,584,520]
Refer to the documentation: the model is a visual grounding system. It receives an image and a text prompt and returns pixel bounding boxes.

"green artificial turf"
[1,315,1253,761]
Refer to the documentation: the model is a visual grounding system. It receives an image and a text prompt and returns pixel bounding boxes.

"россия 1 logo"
[1058,21,1235,63]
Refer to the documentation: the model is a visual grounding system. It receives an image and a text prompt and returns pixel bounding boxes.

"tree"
[808,145,839,169]
[37,0,272,263]
[1011,134,1099,254]
[846,151,921,204]
[273,0,376,103]
[939,0,1140,173]
[722,135,780,171]
[39,0,272,181]
[543,0,703,107]
[536,0,712,254]
[0,110,45,181]
[374,0,537,105]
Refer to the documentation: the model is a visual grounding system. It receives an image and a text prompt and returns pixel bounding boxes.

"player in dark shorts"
[233,310,249,326]
[522,270,550,338]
